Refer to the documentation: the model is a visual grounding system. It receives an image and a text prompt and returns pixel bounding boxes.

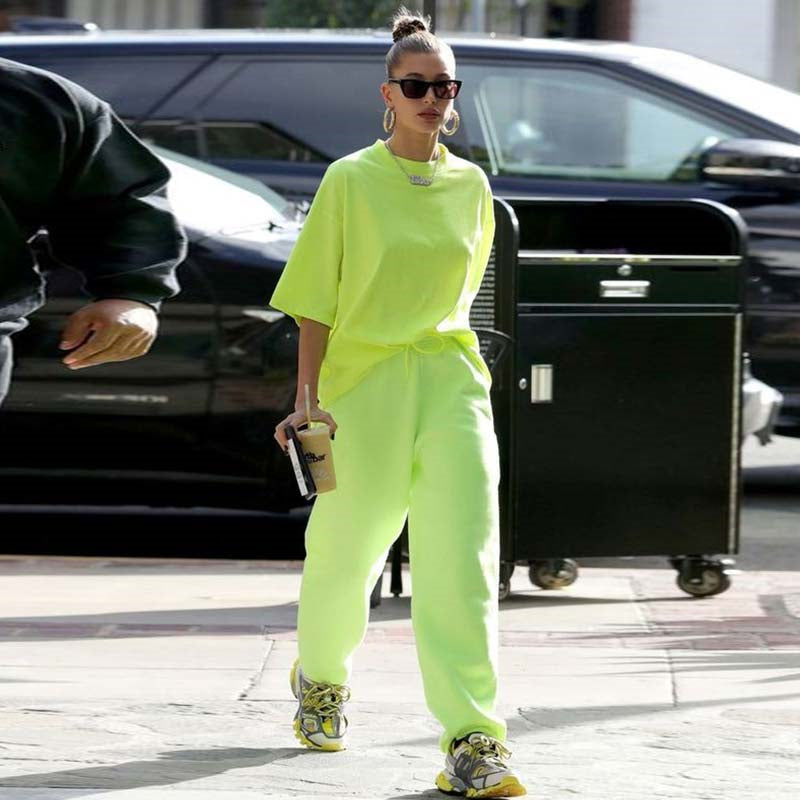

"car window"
[23,56,207,116]
[131,119,203,157]
[198,58,382,161]
[457,63,750,182]
[135,119,317,163]
[192,56,477,167]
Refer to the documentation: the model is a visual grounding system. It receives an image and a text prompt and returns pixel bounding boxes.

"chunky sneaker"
[435,731,527,797]
[289,657,350,751]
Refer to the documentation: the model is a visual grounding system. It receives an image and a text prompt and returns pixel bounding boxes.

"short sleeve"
[268,162,343,328]
[467,178,496,295]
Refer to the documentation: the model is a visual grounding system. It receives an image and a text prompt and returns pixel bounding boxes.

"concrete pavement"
[1,434,799,799]
[2,545,800,800]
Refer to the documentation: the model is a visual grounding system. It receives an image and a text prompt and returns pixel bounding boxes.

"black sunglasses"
[387,78,462,100]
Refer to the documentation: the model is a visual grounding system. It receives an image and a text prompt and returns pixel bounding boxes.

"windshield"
[150,144,295,235]
[630,48,800,138]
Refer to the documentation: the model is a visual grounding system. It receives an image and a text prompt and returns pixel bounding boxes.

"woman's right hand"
[274,406,338,452]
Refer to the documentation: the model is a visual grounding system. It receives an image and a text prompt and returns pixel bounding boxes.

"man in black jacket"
[0,57,186,405]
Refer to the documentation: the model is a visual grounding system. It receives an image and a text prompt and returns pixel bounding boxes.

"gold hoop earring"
[440,109,459,136]
[383,107,395,132]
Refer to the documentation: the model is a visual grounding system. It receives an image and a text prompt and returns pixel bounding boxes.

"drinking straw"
[304,383,312,429]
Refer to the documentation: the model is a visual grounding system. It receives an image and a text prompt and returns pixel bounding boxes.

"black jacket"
[0,57,186,331]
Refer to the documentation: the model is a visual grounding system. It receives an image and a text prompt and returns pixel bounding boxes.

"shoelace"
[467,733,513,763]
[302,683,351,717]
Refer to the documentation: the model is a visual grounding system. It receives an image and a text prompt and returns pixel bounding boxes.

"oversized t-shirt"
[268,137,495,409]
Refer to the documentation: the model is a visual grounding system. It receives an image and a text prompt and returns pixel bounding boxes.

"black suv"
[1,29,797,438]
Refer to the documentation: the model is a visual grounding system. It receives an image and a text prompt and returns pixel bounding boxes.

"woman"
[269,7,527,797]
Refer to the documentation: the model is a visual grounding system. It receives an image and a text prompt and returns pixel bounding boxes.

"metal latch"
[600,280,650,298]
[529,364,553,403]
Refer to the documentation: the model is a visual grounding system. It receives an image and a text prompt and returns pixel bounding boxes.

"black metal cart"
[494,196,746,599]
[372,196,746,607]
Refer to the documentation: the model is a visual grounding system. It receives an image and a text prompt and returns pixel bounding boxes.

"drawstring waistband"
[380,333,450,379]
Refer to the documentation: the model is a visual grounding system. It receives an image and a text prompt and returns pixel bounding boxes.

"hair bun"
[392,14,428,42]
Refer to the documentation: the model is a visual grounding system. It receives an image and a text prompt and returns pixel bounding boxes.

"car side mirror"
[699,138,800,191]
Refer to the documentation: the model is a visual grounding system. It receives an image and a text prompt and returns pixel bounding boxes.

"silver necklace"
[383,139,441,186]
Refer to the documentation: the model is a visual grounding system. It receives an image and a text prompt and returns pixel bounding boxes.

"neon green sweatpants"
[296,334,506,754]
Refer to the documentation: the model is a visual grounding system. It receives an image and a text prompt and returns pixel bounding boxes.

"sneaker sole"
[435,770,527,797]
[290,658,347,752]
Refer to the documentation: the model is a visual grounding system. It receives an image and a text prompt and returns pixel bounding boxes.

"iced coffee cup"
[297,422,337,493]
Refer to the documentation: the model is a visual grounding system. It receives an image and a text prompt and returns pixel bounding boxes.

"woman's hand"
[274,405,338,452]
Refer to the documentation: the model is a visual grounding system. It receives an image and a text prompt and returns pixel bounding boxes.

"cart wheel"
[499,563,514,601]
[676,565,731,597]
[529,559,578,590]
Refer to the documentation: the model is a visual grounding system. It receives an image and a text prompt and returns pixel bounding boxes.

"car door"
[0,227,217,506]
[0,51,226,503]
[453,58,800,434]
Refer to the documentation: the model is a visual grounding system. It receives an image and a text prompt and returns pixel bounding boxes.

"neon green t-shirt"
[268,136,496,408]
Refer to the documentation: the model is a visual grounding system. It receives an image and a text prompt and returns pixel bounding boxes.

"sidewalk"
[2,554,800,799]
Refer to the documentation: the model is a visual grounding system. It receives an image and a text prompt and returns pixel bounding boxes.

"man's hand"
[59,299,158,370]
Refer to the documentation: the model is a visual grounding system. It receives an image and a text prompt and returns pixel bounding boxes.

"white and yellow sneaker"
[290,657,350,751]
[435,731,527,797]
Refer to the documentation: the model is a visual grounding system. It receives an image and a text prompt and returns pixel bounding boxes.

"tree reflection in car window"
[133,119,323,164]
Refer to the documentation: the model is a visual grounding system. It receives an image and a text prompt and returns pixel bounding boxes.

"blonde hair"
[385,5,455,77]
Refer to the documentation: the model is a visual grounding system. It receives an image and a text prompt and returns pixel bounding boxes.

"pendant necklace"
[384,139,441,186]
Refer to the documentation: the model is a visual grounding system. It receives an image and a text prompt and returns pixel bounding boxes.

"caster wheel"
[529,559,578,589]
[667,556,683,571]
[499,563,514,601]
[676,565,731,597]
